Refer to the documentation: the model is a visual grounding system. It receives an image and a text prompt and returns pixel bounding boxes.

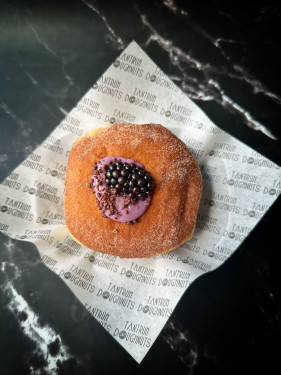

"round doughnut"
[64,123,202,258]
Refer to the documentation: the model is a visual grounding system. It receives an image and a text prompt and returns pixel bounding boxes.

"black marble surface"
[1,1,281,374]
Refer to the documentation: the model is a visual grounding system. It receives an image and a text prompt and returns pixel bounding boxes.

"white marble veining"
[1,238,73,373]
[4,279,72,374]
[208,79,277,139]
[81,0,125,50]
[29,23,81,93]
[135,4,278,140]
[0,98,29,133]
[161,320,200,372]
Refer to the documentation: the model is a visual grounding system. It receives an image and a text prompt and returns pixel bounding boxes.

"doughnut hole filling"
[88,156,154,223]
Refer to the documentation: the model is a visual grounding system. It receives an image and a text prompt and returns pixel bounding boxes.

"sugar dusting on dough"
[64,123,202,258]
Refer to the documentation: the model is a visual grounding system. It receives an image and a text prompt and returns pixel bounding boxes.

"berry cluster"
[104,161,154,200]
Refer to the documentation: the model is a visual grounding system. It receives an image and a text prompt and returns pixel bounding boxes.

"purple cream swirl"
[92,156,152,222]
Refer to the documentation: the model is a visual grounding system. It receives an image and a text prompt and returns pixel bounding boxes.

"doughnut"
[64,123,202,258]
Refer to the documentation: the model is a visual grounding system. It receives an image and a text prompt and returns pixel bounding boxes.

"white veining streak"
[208,79,277,139]
[18,61,39,86]
[231,64,281,106]
[161,320,199,373]
[0,97,32,140]
[0,98,26,128]
[0,154,8,163]
[81,0,125,50]
[138,9,277,140]
[140,13,208,72]
[163,0,189,17]
[4,279,72,374]
[1,239,72,373]
[58,106,69,116]
[29,24,80,92]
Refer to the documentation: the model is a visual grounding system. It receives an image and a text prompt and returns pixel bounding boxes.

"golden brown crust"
[64,123,202,258]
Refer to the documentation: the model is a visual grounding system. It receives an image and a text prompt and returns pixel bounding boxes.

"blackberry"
[133,186,140,194]
[121,169,129,177]
[103,160,154,201]
[118,176,125,184]
[137,179,145,186]
[124,164,132,171]
[123,182,130,190]
[112,170,121,178]
[129,180,136,187]
[138,193,146,200]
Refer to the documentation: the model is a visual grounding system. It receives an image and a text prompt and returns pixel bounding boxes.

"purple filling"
[92,156,152,223]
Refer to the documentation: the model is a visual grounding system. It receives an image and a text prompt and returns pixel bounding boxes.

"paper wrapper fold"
[1,41,281,363]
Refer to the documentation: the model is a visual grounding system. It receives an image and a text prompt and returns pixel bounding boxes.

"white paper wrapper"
[1,41,281,363]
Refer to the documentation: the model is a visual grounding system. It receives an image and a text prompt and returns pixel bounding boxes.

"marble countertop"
[1,1,281,374]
